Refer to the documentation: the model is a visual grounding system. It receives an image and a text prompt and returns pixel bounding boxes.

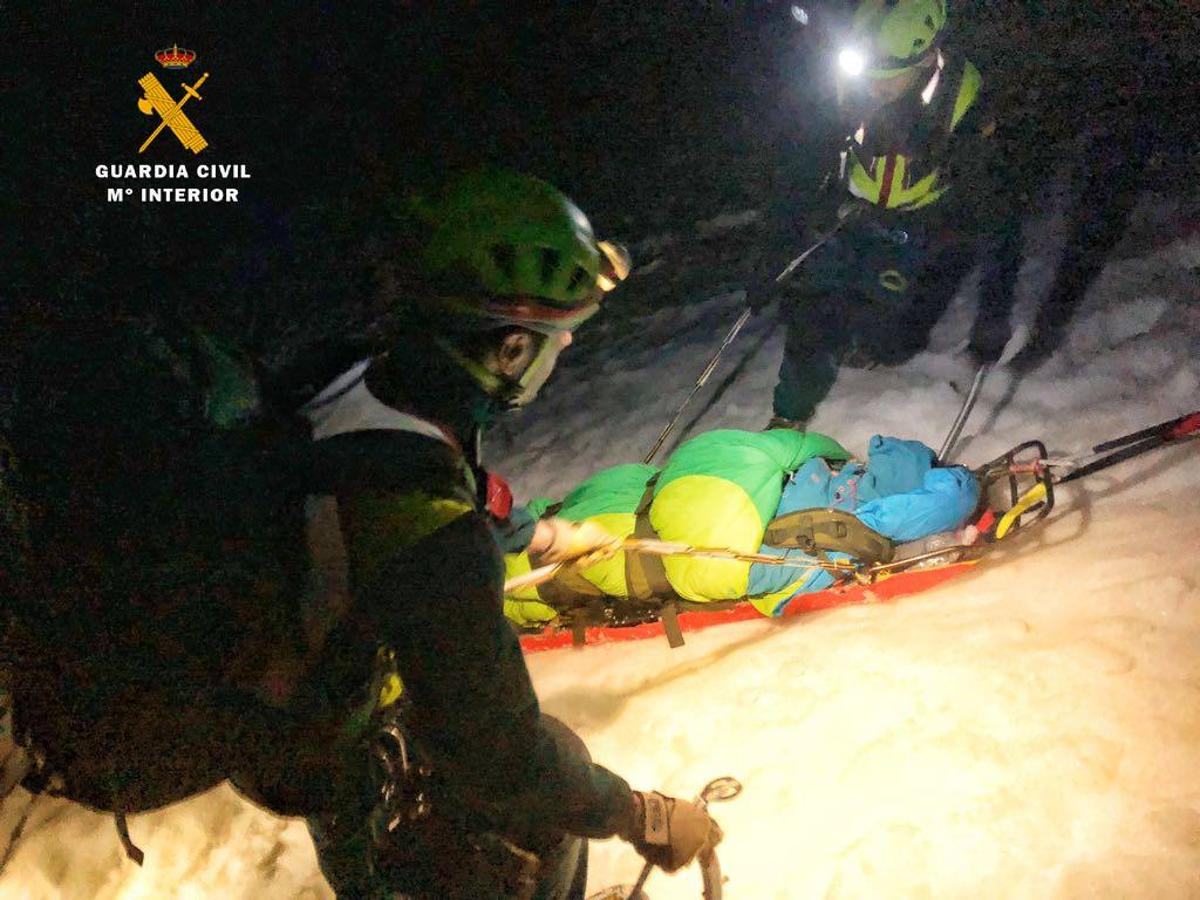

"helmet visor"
[483,297,602,333]
[433,294,602,336]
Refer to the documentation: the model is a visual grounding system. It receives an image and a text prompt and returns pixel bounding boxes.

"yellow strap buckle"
[994,482,1048,541]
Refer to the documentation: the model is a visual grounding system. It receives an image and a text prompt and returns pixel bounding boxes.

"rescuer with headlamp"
[760,0,1022,429]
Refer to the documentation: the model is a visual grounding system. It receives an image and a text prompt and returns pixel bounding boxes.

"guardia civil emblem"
[136,45,209,154]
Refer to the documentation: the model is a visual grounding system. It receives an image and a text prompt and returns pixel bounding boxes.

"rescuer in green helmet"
[757,0,1024,428]
[2,168,721,898]
[277,169,721,898]
[412,168,632,408]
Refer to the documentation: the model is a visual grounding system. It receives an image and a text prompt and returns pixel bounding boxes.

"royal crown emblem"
[155,44,196,69]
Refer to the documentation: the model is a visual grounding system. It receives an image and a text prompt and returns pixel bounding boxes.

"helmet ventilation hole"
[540,247,562,286]
[490,243,517,281]
[566,265,588,293]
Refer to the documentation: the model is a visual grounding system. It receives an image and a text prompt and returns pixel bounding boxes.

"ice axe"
[586,776,743,900]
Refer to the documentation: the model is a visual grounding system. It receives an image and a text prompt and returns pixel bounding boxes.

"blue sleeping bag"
[746,435,979,614]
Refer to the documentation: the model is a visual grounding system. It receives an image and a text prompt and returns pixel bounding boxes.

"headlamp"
[837,47,867,78]
[596,240,632,293]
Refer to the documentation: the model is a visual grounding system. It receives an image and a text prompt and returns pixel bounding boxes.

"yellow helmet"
[849,0,947,78]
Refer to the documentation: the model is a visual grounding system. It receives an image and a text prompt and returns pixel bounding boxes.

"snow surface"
[1,201,1198,898]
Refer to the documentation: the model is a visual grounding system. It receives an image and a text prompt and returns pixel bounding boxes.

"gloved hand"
[622,791,724,873]
[528,517,622,568]
[744,273,778,313]
[836,199,867,223]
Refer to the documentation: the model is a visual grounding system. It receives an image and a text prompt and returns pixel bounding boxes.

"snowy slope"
[0,201,1197,898]
[504,197,1200,899]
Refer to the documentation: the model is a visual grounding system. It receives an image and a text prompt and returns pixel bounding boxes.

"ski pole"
[627,777,743,900]
[1055,409,1200,485]
[643,307,752,465]
[642,213,856,465]
[938,362,990,462]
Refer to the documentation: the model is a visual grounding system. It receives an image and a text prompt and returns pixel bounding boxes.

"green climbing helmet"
[419,169,630,334]
[850,0,947,78]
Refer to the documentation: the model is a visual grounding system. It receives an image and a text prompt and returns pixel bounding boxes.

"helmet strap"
[508,332,565,407]
[433,332,562,408]
[434,335,519,403]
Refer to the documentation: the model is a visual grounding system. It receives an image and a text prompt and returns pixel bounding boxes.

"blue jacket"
[746,435,979,614]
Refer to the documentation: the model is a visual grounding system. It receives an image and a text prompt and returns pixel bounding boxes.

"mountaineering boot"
[764,416,809,432]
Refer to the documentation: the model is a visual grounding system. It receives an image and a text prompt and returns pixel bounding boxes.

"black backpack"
[3,318,313,815]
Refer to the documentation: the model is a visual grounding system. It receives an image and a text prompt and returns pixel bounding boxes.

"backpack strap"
[623,475,687,648]
[624,475,681,604]
[763,508,895,565]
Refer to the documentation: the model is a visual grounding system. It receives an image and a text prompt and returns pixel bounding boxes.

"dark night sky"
[2,4,826,357]
[3,2,1198,363]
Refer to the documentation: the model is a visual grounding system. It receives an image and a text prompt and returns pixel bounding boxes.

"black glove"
[744,273,779,313]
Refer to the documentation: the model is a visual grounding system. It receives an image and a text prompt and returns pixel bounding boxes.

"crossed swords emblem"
[137,71,210,154]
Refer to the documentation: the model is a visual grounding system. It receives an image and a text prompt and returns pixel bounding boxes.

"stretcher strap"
[624,476,682,605]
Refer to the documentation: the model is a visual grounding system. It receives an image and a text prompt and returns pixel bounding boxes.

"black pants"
[772,219,979,422]
[309,714,590,900]
[1012,118,1156,366]
[984,72,1180,370]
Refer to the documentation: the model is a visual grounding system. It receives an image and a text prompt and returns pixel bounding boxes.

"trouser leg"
[865,235,975,365]
[1040,169,1139,333]
[496,715,591,900]
[1020,118,1149,366]
[969,220,1024,363]
[772,295,849,422]
[528,833,588,900]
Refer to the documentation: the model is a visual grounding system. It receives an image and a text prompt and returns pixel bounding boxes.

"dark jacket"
[294,337,635,839]
[4,323,632,842]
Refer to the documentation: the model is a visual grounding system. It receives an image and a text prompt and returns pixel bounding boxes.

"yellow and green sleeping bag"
[504,429,849,625]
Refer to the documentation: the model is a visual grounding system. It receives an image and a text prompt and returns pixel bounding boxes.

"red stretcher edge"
[519,561,976,653]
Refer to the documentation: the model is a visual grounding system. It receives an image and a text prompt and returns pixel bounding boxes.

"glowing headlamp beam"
[837,47,866,77]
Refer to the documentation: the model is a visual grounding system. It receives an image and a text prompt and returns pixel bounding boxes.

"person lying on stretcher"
[503,428,979,627]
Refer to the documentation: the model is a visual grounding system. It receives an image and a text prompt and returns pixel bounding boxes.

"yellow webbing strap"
[995,482,1047,541]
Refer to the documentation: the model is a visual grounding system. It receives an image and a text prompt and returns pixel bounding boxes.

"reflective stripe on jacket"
[843,56,983,211]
